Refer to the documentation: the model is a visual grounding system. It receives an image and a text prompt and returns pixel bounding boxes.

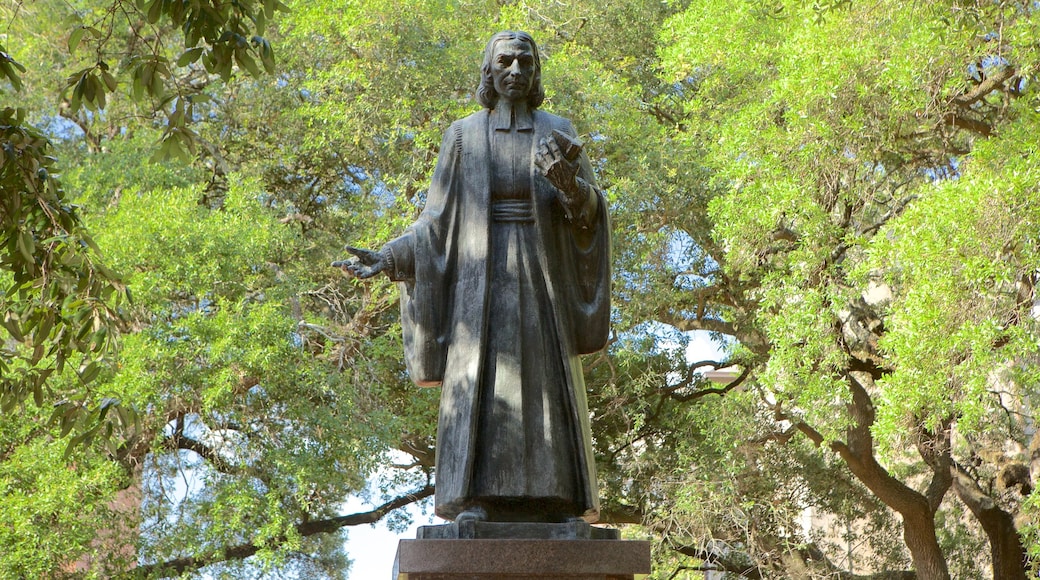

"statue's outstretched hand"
[332,245,387,279]
[535,133,586,214]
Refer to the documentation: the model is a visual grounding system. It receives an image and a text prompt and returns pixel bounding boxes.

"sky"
[343,501,435,579]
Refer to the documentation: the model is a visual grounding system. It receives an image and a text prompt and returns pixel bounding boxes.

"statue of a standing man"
[338,31,610,524]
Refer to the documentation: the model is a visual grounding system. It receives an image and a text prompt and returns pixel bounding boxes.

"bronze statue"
[336,31,610,524]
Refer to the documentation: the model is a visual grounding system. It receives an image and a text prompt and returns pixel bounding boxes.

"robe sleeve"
[555,120,611,354]
[382,122,464,386]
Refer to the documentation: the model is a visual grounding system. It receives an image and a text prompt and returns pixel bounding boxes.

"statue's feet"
[455,506,488,524]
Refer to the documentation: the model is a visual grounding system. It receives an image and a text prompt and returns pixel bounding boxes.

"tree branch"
[598,502,645,525]
[951,67,1016,108]
[670,535,917,579]
[165,433,238,475]
[771,380,951,578]
[123,485,435,579]
[670,542,764,579]
[659,359,729,392]
[664,365,750,403]
[397,436,436,470]
[915,420,953,513]
[858,193,918,238]
[652,306,737,337]
[297,485,434,535]
[944,113,993,136]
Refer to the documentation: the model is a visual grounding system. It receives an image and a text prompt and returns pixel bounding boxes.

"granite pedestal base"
[416,520,620,540]
[394,523,650,579]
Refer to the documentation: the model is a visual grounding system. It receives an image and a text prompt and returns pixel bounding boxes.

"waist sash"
[492,198,534,223]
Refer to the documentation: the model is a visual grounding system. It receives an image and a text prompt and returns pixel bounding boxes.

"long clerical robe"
[383,107,610,522]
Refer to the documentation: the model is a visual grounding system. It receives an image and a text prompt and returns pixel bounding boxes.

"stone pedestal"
[394,538,651,579]
[416,520,621,540]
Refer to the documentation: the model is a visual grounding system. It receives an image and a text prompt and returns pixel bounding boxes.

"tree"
[1,0,290,458]
[1,0,435,576]
[637,0,1040,577]
[5,0,1040,577]
[0,72,125,448]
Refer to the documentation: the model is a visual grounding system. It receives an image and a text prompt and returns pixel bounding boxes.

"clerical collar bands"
[490,101,534,131]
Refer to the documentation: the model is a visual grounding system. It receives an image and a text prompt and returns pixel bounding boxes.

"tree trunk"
[951,465,1028,580]
[831,372,952,580]
[901,509,952,580]
[836,458,950,580]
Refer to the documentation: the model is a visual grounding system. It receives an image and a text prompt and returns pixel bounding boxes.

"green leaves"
[866,112,1040,443]
[176,46,205,67]
[128,55,169,102]
[655,0,1040,574]
[64,63,117,112]
[0,106,128,450]
[67,25,102,55]
[40,0,288,166]
[658,0,1039,430]
[0,415,128,578]
[5,0,1038,576]
[0,45,27,92]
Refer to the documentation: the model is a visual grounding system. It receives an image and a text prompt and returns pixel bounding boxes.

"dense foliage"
[2,0,1039,578]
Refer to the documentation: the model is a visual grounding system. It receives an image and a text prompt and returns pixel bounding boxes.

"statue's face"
[489,38,535,104]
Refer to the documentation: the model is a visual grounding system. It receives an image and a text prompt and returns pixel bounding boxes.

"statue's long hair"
[476,31,545,110]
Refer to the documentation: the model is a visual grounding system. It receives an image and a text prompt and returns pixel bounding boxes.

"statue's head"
[477,31,544,110]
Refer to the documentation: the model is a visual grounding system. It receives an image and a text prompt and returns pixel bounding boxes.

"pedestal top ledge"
[395,538,651,580]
